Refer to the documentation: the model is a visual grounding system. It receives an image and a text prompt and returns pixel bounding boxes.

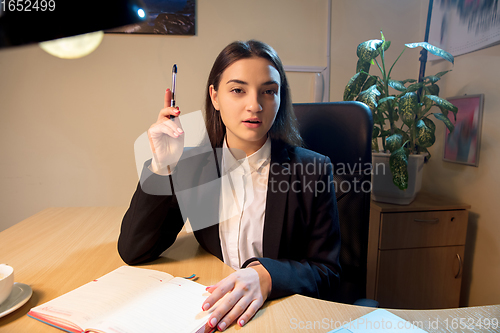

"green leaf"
[373,40,391,58]
[356,59,371,74]
[405,42,454,64]
[416,119,436,148]
[401,79,417,84]
[378,96,396,116]
[422,117,436,131]
[386,134,403,152]
[425,95,458,113]
[416,120,436,148]
[356,85,380,112]
[420,96,433,117]
[376,81,385,94]
[390,147,409,190]
[406,82,424,93]
[378,96,396,105]
[425,75,441,84]
[357,39,384,62]
[388,80,406,91]
[426,84,440,96]
[399,92,419,126]
[372,138,379,151]
[433,113,455,133]
[362,76,378,92]
[343,72,368,101]
[425,71,451,83]
[394,128,410,142]
[438,105,448,117]
[393,110,399,122]
[373,112,385,124]
[435,70,451,78]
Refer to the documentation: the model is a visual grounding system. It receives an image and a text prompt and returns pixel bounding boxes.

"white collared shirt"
[218,137,271,269]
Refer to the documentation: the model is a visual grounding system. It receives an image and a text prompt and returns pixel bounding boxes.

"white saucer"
[0,282,33,318]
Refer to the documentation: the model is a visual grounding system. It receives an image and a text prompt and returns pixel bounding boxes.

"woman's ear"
[209,85,219,111]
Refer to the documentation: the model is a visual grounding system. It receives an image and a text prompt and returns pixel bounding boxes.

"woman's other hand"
[147,89,184,174]
[202,262,271,331]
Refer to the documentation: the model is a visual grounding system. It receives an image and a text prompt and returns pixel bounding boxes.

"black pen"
[170,64,177,118]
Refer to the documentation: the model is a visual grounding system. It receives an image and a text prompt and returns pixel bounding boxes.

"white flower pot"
[371,152,426,205]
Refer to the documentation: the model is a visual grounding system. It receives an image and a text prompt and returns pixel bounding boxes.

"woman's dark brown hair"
[204,40,303,148]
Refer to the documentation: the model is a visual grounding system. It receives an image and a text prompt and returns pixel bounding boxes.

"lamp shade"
[0,0,146,48]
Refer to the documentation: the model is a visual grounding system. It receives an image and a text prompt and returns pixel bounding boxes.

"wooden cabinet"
[367,193,470,309]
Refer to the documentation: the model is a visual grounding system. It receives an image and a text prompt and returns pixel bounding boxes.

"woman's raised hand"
[147,89,184,174]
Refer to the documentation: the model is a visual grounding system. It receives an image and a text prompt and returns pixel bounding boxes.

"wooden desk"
[0,207,498,332]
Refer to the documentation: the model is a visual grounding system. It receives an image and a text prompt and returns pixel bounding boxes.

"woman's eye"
[231,88,243,94]
[264,89,277,95]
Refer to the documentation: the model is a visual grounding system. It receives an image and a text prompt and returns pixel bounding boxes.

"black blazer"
[118,139,341,301]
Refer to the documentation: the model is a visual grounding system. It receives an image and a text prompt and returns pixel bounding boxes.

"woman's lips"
[243,120,262,128]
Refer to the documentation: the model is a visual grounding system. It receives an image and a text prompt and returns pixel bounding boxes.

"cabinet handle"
[413,218,439,224]
[455,254,463,279]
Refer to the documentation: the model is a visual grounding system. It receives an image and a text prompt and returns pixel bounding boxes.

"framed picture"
[107,0,195,35]
[428,0,500,60]
[443,94,484,166]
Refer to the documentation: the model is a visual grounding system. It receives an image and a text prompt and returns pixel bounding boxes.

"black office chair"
[293,101,376,306]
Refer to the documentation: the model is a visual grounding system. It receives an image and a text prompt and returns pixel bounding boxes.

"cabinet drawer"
[379,210,468,249]
[376,246,465,309]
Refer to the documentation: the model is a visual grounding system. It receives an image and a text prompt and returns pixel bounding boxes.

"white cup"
[0,264,14,305]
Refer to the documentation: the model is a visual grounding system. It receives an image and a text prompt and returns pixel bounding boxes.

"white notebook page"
[30,266,210,333]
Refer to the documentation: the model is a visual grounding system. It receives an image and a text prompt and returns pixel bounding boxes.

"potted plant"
[343,32,457,204]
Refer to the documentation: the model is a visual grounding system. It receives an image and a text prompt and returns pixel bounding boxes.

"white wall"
[423,44,500,307]
[329,0,427,102]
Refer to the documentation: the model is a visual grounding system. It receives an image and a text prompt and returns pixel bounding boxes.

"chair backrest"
[293,101,373,304]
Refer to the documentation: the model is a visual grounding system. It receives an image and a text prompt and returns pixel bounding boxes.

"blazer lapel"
[204,148,223,259]
[262,140,291,259]
[189,147,223,260]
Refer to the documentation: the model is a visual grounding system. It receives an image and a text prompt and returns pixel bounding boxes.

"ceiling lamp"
[39,31,105,59]
[0,1,146,58]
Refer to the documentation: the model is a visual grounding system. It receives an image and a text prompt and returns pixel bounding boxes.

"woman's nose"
[246,92,263,112]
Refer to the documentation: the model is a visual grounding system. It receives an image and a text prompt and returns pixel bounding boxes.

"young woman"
[118,40,341,331]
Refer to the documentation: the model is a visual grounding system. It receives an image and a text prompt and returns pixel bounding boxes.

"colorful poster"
[443,94,484,166]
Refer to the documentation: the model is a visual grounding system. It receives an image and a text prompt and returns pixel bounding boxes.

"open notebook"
[28,266,213,333]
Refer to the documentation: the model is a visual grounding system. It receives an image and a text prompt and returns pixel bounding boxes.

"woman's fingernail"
[209,317,217,328]
[202,303,210,311]
[166,88,170,92]
[176,106,179,110]
[218,322,226,331]
[239,319,245,327]
[173,132,179,137]
[177,128,183,134]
